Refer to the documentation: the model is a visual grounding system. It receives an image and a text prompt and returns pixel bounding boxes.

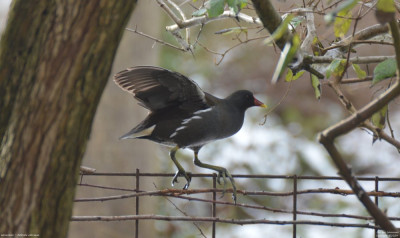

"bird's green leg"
[193,150,237,204]
[170,146,191,190]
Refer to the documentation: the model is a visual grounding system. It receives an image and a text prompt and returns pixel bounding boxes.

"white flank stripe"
[170,126,187,138]
[194,108,212,115]
[176,126,186,131]
[182,115,201,125]
[170,112,207,138]
[169,132,177,138]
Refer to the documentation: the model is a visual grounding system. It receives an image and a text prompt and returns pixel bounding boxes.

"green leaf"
[311,37,324,56]
[311,74,321,100]
[326,59,346,79]
[352,64,367,79]
[371,104,388,130]
[325,0,357,24]
[285,69,304,82]
[285,68,304,82]
[271,34,300,83]
[264,14,294,45]
[292,70,305,81]
[227,0,247,14]
[285,68,293,82]
[192,8,207,17]
[207,0,225,18]
[334,10,352,37]
[372,58,397,85]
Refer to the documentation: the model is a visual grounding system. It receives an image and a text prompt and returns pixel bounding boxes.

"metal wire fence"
[72,169,400,237]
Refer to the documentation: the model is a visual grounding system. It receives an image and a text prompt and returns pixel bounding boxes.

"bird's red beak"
[254,97,267,108]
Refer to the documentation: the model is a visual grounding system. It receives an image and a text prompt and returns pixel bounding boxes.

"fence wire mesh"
[72,169,400,237]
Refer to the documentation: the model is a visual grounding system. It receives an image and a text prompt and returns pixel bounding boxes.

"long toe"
[218,171,228,198]
[229,177,237,204]
[225,170,237,204]
[218,169,237,204]
[171,170,192,189]
[171,171,181,186]
[182,172,192,190]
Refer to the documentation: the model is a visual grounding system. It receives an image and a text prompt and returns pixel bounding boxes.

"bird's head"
[227,90,267,110]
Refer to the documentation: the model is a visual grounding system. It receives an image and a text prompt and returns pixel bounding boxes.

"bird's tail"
[119,125,155,140]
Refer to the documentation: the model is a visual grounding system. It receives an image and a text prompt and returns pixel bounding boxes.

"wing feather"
[114,66,211,112]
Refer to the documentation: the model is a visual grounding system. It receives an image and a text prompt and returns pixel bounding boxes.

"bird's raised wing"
[114,66,212,112]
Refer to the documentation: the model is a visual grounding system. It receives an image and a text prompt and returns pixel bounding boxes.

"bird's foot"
[216,169,237,204]
[171,170,192,190]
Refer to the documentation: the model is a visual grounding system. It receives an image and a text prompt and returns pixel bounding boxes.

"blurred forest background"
[1,0,399,237]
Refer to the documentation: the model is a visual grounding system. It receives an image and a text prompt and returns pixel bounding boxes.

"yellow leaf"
[334,10,352,38]
[376,0,396,12]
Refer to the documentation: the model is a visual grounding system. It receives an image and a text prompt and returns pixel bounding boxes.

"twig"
[125,26,186,52]
[260,80,292,125]
[70,215,380,229]
[155,0,193,51]
[165,11,262,33]
[166,0,191,45]
[340,76,373,84]
[305,55,396,64]
[333,22,397,52]
[74,187,400,203]
[337,4,364,84]
[297,7,317,53]
[323,40,393,52]
[156,0,184,27]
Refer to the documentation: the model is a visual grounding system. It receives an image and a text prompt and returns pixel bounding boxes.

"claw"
[171,170,192,190]
[217,169,237,204]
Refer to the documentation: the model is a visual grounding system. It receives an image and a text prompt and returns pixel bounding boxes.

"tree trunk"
[0,1,136,237]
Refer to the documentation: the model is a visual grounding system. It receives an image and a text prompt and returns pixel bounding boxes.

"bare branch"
[155,0,184,27]
[340,76,373,84]
[305,55,396,64]
[323,40,393,52]
[74,187,400,203]
[300,8,317,53]
[318,18,400,236]
[71,214,380,229]
[125,27,186,52]
[165,11,262,33]
[165,0,190,44]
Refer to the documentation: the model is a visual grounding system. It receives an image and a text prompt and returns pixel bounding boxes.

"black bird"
[114,66,266,203]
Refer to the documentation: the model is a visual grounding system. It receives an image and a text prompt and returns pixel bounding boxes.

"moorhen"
[114,66,266,203]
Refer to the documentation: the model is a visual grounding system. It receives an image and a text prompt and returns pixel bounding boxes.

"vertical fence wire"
[135,168,140,238]
[212,173,217,238]
[293,175,297,238]
[374,176,379,238]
